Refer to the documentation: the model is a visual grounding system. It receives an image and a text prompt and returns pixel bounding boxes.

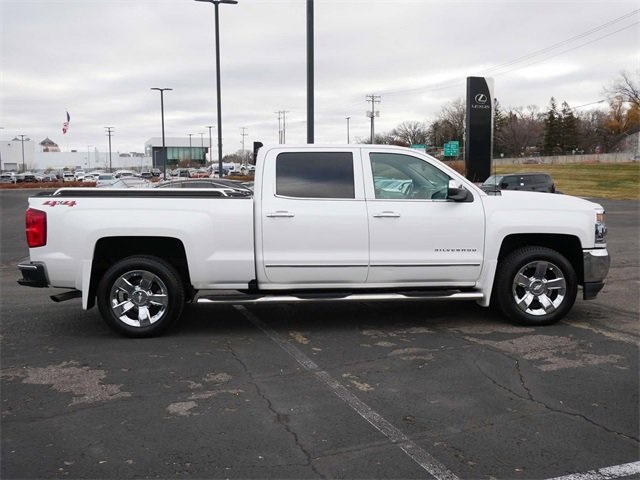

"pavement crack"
[474,356,639,444]
[225,341,326,479]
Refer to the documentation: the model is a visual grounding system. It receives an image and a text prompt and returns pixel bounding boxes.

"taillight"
[26,208,47,248]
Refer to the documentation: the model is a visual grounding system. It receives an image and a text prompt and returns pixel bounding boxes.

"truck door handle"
[266,211,295,218]
[373,211,401,218]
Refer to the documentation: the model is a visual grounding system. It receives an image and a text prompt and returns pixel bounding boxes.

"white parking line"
[545,461,640,480]
[234,305,460,480]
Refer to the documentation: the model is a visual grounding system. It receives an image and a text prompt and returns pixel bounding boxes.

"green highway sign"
[410,144,426,150]
[444,140,459,157]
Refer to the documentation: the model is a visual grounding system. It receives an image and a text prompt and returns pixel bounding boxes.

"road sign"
[444,141,459,157]
[410,144,426,150]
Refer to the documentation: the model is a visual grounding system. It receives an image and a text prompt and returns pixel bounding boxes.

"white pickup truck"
[18,145,610,337]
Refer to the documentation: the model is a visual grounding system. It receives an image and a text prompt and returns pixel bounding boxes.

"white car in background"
[0,172,17,183]
[62,172,75,182]
[95,173,116,187]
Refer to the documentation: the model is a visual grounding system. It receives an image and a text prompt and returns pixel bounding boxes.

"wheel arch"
[88,236,192,309]
[497,233,584,285]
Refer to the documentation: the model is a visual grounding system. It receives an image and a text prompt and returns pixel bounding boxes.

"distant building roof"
[40,137,58,146]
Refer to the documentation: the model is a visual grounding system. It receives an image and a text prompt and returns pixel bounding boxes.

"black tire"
[97,256,185,337]
[494,247,577,326]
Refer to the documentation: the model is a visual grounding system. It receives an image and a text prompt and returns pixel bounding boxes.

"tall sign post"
[464,77,494,182]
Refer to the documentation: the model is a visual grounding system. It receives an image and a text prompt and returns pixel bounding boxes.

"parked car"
[480,173,556,193]
[140,171,153,179]
[172,168,191,178]
[151,168,161,177]
[114,170,136,179]
[41,174,58,182]
[154,178,252,196]
[17,172,38,183]
[74,170,86,181]
[0,172,17,183]
[95,174,116,188]
[62,172,75,182]
[98,177,150,188]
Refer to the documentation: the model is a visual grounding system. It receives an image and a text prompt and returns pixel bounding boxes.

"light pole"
[87,145,92,169]
[150,87,172,179]
[199,133,205,163]
[206,125,215,164]
[17,134,28,172]
[307,0,314,143]
[346,116,351,144]
[195,0,238,178]
[188,133,194,164]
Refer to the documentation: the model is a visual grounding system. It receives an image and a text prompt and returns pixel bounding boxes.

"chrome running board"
[196,290,483,305]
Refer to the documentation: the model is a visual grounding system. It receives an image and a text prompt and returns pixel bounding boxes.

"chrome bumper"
[582,248,610,300]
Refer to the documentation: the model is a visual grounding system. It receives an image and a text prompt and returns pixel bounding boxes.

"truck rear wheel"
[97,256,184,337]
[494,247,577,326]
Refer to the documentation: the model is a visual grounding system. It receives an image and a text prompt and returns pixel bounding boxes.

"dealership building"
[145,137,212,169]
[0,136,212,172]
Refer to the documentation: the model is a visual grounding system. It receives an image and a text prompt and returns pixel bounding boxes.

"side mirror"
[447,187,472,202]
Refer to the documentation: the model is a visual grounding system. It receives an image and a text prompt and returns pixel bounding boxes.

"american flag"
[62,111,70,134]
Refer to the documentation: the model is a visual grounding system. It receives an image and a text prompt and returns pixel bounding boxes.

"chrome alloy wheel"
[109,270,169,327]
[512,260,567,316]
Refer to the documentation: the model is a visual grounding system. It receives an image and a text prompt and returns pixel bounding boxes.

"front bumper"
[582,248,610,300]
[17,262,49,288]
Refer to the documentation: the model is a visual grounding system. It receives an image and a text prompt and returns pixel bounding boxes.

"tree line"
[360,71,640,158]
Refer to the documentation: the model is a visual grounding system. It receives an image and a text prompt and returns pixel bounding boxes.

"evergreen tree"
[543,97,562,155]
[560,101,578,154]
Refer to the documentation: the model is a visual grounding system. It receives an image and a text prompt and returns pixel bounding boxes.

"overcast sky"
[1,0,638,156]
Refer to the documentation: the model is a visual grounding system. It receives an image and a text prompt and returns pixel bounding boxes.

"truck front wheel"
[97,256,184,337]
[494,247,577,326]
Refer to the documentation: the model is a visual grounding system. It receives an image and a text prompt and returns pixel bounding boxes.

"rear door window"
[276,152,355,199]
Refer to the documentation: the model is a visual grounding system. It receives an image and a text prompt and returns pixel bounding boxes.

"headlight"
[595,210,607,245]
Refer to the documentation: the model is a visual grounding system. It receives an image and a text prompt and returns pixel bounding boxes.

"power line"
[376,9,639,98]
[482,9,639,75]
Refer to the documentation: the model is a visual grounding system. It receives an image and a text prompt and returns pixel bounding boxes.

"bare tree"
[605,70,640,108]
[426,98,466,149]
[494,106,544,157]
[390,121,428,146]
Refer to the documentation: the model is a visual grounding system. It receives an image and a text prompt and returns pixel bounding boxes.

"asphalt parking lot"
[1,189,638,479]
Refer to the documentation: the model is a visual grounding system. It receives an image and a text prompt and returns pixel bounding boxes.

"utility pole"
[18,134,27,172]
[105,127,114,172]
[366,94,381,144]
[275,111,290,144]
[276,110,290,144]
[240,127,248,157]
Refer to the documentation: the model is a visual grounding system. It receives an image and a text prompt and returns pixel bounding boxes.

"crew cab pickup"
[18,145,610,337]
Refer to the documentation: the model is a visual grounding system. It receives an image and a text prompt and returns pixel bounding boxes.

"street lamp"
[205,125,215,164]
[188,133,194,164]
[199,133,205,163]
[195,0,238,178]
[150,87,172,180]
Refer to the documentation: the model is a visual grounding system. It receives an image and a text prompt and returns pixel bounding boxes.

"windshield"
[482,175,503,186]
